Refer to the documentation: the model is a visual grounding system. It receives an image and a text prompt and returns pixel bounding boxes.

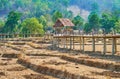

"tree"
[91,2,99,13]
[84,23,92,33]
[88,12,100,32]
[64,11,73,19]
[38,15,47,31]
[2,11,22,33]
[72,15,84,30]
[52,11,63,22]
[100,12,116,33]
[20,18,44,35]
[0,20,4,32]
[115,19,120,33]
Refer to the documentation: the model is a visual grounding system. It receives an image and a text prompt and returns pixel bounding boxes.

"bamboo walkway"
[0,33,120,56]
[53,34,120,56]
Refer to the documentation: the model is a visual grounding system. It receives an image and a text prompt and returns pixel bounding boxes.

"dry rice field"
[0,39,120,79]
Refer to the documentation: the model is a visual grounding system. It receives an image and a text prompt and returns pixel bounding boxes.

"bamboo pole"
[63,38,66,49]
[92,37,95,52]
[79,37,81,50]
[82,37,84,52]
[112,38,116,55]
[73,36,75,49]
[70,37,72,50]
[66,37,68,49]
[57,38,59,48]
[103,37,106,55]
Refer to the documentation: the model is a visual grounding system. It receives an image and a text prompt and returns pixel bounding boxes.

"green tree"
[52,11,63,22]
[91,2,99,13]
[84,23,92,33]
[44,14,54,27]
[100,12,116,33]
[88,12,100,32]
[0,20,4,32]
[20,18,44,35]
[2,11,22,33]
[0,0,11,11]
[72,15,84,30]
[38,15,47,31]
[115,19,120,33]
[63,10,73,20]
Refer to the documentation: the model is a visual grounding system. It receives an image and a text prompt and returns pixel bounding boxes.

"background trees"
[84,12,100,33]
[0,0,120,34]
[100,12,116,33]
[115,19,120,33]
[72,15,84,30]
[2,11,22,33]
[20,18,44,35]
[52,11,63,23]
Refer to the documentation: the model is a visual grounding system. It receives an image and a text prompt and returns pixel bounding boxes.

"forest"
[0,0,120,34]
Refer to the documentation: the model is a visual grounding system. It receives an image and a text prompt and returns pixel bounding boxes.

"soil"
[0,40,120,79]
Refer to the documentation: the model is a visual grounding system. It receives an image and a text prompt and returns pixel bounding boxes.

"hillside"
[0,0,120,19]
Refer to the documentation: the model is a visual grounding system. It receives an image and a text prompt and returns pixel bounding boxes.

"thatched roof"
[53,18,74,27]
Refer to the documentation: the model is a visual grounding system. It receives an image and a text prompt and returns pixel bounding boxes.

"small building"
[53,18,74,34]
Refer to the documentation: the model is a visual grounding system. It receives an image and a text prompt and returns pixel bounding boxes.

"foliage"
[88,12,100,32]
[84,23,91,33]
[52,11,63,22]
[72,15,84,30]
[38,15,47,31]
[0,0,120,34]
[2,11,22,33]
[20,18,44,35]
[115,19,120,33]
[0,20,4,31]
[63,11,73,19]
[91,2,99,13]
[100,12,116,33]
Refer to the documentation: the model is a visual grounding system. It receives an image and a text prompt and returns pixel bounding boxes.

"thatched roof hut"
[53,18,74,34]
[53,18,74,27]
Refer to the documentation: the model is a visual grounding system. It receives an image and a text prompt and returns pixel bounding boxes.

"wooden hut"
[53,18,74,34]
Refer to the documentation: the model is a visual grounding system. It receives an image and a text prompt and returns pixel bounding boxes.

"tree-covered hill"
[0,0,120,19]
[0,0,120,34]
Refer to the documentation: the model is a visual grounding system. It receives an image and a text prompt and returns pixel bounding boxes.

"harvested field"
[0,39,120,79]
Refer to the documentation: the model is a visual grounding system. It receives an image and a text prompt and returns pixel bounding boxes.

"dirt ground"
[0,40,120,79]
[0,46,58,79]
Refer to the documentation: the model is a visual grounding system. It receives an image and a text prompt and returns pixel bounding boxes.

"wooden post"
[1,34,2,41]
[73,36,75,49]
[66,37,68,49]
[63,38,65,49]
[57,38,59,48]
[79,37,81,50]
[7,33,9,41]
[92,37,95,52]
[0,33,1,41]
[70,36,72,50]
[103,37,106,55]
[115,38,117,54]
[51,37,54,49]
[82,37,84,52]
[112,38,116,55]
